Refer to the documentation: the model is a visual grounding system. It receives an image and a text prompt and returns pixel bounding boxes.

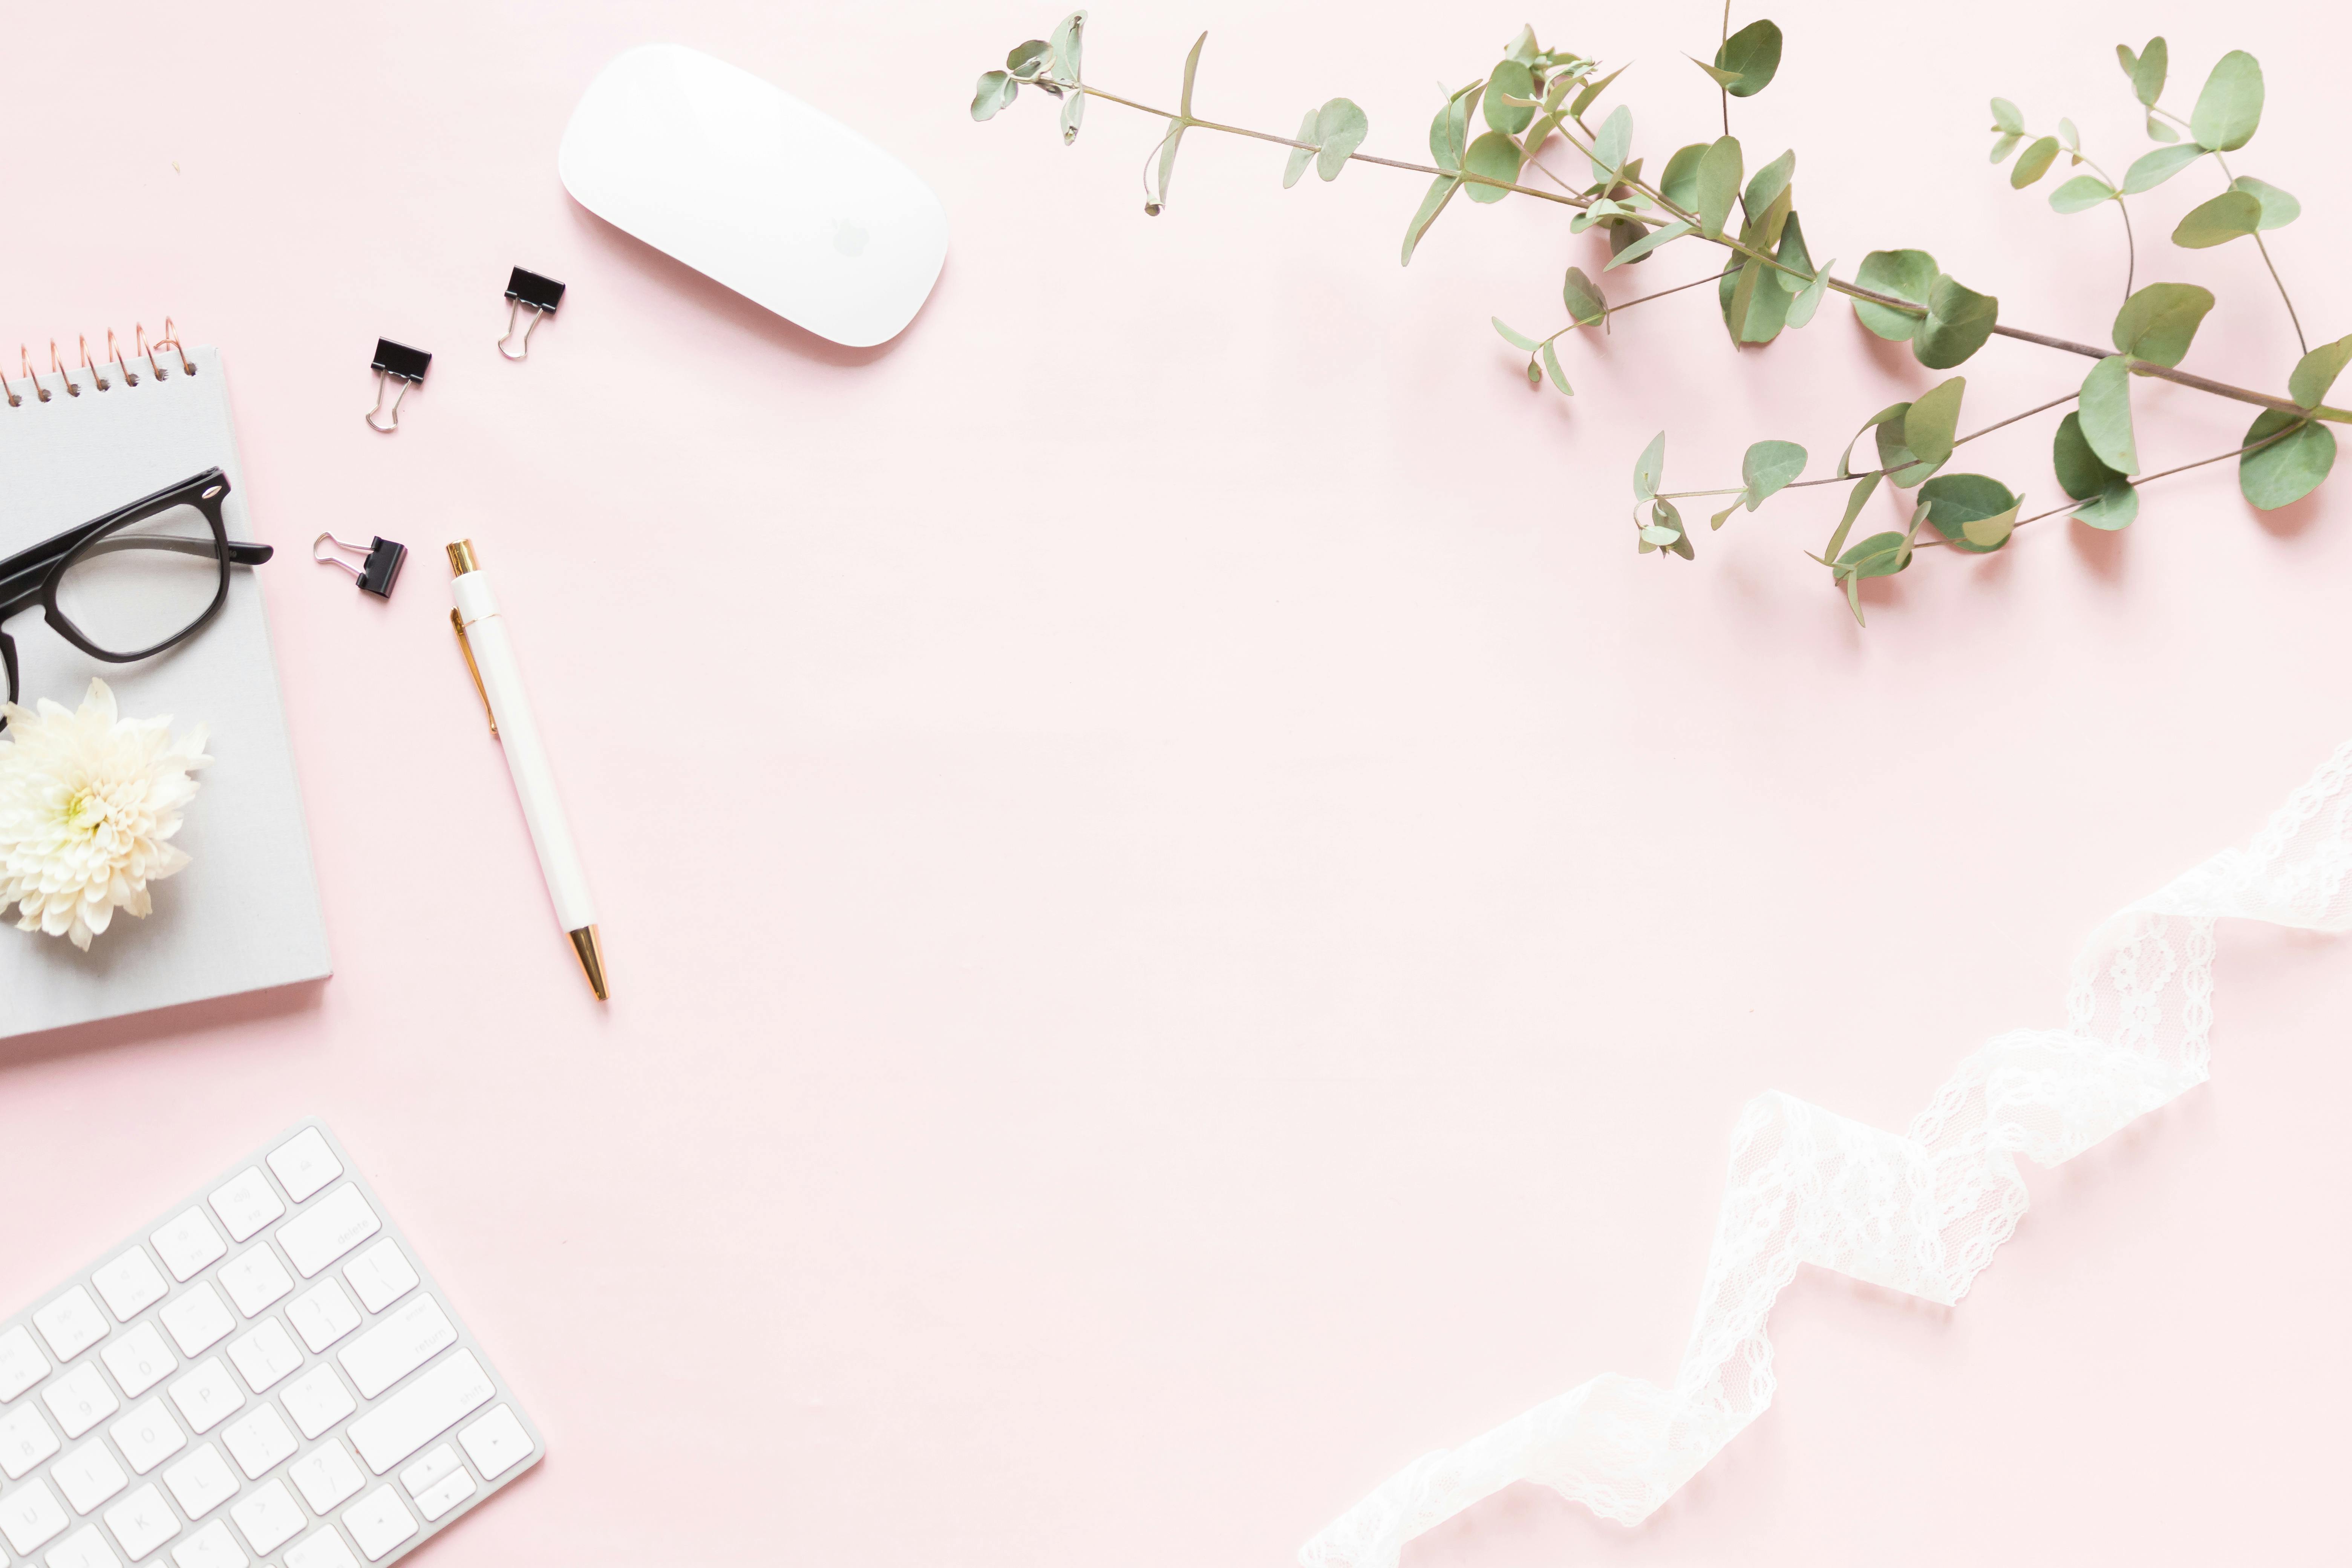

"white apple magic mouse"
[558,44,948,348]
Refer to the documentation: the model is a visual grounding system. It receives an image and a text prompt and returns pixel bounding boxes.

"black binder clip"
[312,531,408,599]
[365,339,431,434]
[498,269,565,361]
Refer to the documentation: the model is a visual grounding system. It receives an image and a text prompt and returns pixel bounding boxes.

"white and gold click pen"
[448,539,608,1000]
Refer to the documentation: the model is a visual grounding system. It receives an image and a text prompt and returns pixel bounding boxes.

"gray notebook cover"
[0,346,331,1038]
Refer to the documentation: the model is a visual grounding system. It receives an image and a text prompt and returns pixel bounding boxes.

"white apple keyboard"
[0,1122,540,1568]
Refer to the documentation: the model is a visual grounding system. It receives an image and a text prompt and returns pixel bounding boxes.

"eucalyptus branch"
[974,14,2351,622]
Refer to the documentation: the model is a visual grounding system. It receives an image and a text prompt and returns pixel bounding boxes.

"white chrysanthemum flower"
[0,679,210,951]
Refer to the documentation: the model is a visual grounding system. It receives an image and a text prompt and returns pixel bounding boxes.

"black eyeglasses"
[0,468,273,729]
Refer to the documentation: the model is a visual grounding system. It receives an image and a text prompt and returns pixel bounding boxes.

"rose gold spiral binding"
[4,319,191,402]
[157,318,195,376]
[47,342,78,397]
[77,335,110,392]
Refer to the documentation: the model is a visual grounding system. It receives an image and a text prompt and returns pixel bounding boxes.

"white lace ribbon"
[1301,739,2352,1568]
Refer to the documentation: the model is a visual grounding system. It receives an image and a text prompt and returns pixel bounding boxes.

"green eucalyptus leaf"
[2289,335,2352,409]
[1006,40,1052,79]
[1525,359,1543,389]
[2240,409,2335,509]
[1838,530,1912,579]
[1659,143,1707,211]
[1917,472,2020,552]
[1722,257,1766,345]
[1315,98,1369,179]
[2058,117,2080,152]
[1913,277,1997,369]
[1785,251,1834,329]
[1147,123,1186,214]
[1632,430,1666,500]
[1571,63,1628,119]
[2190,49,2263,152]
[2147,114,2179,144]
[1484,61,1537,134]
[1990,132,2022,164]
[2049,174,2116,213]
[1711,499,1744,530]
[2071,481,2139,530]
[2231,176,2300,230]
[2110,282,2214,368]
[971,70,1017,121]
[1462,131,1525,203]
[1049,11,1086,81]
[1400,175,1462,265]
[1540,340,1573,395]
[1491,317,1539,351]
[1695,135,1743,238]
[1504,24,1539,63]
[1741,440,1807,507]
[1284,110,1318,188]
[1603,219,1691,270]
[1689,57,1743,88]
[2052,410,2126,499]
[1824,470,1882,562]
[1744,149,1795,216]
[1429,92,1475,170]
[2125,36,2167,107]
[1659,500,1694,559]
[1990,96,2025,134]
[2010,135,2061,188]
[1562,265,1608,325]
[1899,375,1965,476]
[1591,104,1633,179]
[2079,355,2139,473]
[1714,19,1782,98]
[1639,523,1680,546]
[1059,83,1084,143]
[2172,190,2262,249]
[1853,249,1936,340]
[2122,143,2204,193]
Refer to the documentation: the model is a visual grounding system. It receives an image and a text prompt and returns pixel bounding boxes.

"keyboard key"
[163,1442,239,1519]
[217,1246,294,1318]
[267,1130,343,1204]
[340,1485,416,1563]
[53,1438,129,1514]
[109,1398,187,1473]
[339,1295,455,1400]
[104,1483,180,1561]
[100,1321,179,1399]
[208,1168,285,1244]
[171,1519,248,1568]
[346,1351,492,1474]
[228,1477,303,1556]
[160,1282,237,1357]
[280,1364,357,1439]
[0,1477,69,1553]
[288,1279,362,1354]
[0,1324,49,1400]
[44,1362,121,1439]
[47,1523,123,1568]
[90,1247,169,1322]
[397,1443,458,1497]
[167,1357,246,1434]
[0,1398,60,1476]
[219,1403,297,1480]
[284,1524,361,1568]
[456,1405,533,1480]
[226,1318,302,1394]
[151,1209,227,1282]
[288,1441,364,1513]
[412,1463,476,1524]
[275,1185,380,1278]
[34,1287,110,1361]
[340,1242,417,1315]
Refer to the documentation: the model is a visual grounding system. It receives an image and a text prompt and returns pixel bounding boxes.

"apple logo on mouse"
[833,218,870,257]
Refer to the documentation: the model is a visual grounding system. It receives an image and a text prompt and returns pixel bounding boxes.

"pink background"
[7,0,2352,1562]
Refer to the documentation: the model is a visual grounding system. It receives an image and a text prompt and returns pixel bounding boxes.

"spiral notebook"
[0,330,330,1041]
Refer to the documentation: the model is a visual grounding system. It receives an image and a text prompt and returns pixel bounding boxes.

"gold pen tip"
[569,925,609,1001]
[446,539,479,576]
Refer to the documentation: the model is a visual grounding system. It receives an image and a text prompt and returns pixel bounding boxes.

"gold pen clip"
[451,610,498,737]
